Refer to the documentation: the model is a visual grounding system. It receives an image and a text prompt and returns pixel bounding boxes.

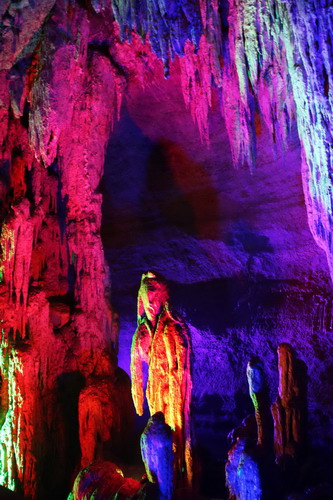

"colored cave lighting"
[131,272,193,488]
[110,0,202,64]
[106,0,333,280]
[141,412,174,500]
[23,0,333,278]
[0,225,15,284]
[0,0,333,498]
[0,330,23,491]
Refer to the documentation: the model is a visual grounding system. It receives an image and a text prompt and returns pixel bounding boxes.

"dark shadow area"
[42,371,85,500]
[101,107,221,251]
[144,138,221,239]
[170,278,287,333]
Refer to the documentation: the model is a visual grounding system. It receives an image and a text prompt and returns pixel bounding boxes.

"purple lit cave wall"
[1,1,333,499]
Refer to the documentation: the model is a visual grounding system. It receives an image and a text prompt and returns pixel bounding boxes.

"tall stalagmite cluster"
[0,0,332,498]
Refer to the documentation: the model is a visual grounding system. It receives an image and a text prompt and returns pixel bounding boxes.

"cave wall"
[102,64,333,495]
[0,0,333,498]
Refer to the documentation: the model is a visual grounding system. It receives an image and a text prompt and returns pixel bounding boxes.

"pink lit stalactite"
[0,2,127,494]
[221,0,256,168]
[179,0,222,146]
[131,273,193,489]
[30,1,125,355]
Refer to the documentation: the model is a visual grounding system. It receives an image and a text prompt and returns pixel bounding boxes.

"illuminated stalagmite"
[271,343,307,461]
[246,358,272,450]
[131,272,193,488]
[0,0,332,498]
[141,412,174,500]
[227,345,309,499]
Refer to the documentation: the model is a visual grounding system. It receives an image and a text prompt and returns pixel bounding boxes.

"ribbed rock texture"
[0,0,333,498]
[271,343,307,462]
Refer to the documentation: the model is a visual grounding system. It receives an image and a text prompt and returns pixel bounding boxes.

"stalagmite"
[131,272,193,489]
[271,343,307,462]
[225,437,263,500]
[0,0,332,498]
[246,357,272,449]
[141,412,174,500]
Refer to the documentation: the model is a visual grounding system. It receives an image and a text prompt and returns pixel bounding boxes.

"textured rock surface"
[131,273,193,489]
[0,2,126,497]
[271,343,307,462]
[141,412,174,500]
[68,460,141,500]
[225,437,263,500]
[103,47,333,498]
[0,0,333,498]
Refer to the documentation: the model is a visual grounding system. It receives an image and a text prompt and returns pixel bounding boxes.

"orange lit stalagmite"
[131,272,193,489]
[271,343,307,461]
[78,349,134,468]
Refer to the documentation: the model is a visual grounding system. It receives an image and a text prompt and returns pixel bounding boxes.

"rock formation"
[131,272,193,489]
[140,412,174,500]
[0,0,332,498]
[68,460,141,500]
[246,357,272,450]
[271,343,307,462]
[225,437,263,500]
[226,345,308,499]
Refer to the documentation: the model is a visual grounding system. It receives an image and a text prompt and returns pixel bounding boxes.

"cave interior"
[0,0,333,499]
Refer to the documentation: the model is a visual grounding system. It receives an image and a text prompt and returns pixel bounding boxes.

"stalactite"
[0,1,126,495]
[110,0,202,67]
[77,0,333,279]
[179,0,223,145]
[0,1,332,498]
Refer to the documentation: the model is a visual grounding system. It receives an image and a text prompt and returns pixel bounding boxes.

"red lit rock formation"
[0,0,333,498]
[0,2,126,496]
[68,460,141,500]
